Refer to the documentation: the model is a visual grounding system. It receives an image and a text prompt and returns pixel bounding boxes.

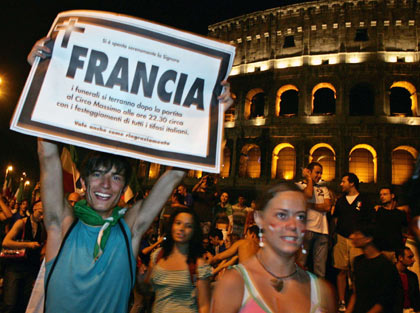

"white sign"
[11,10,235,173]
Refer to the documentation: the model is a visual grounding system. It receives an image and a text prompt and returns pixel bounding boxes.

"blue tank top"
[45,219,135,313]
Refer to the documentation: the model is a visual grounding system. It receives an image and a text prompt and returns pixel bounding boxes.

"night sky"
[0,0,307,183]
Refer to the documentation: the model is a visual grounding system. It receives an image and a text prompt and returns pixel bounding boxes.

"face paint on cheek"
[268,223,281,231]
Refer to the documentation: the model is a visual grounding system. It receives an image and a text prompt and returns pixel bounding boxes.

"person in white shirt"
[296,162,331,278]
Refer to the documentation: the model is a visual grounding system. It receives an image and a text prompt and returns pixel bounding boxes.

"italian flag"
[61,146,80,194]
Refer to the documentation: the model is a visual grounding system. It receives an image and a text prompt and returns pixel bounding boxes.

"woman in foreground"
[148,207,211,313]
[211,183,336,313]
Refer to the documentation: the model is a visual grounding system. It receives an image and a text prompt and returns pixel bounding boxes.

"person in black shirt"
[374,187,407,262]
[2,201,46,313]
[346,225,402,313]
[396,247,420,312]
[332,173,374,312]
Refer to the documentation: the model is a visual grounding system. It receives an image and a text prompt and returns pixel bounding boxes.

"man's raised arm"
[38,139,72,234]
[0,197,13,221]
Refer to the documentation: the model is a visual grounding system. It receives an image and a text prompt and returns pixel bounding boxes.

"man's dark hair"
[307,161,322,171]
[28,199,42,214]
[379,186,394,195]
[247,225,259,237]
[342,172,360,190]
[396,247,411,260]
[209,228,223,241]
[81,152,132,187]
[353,223,381,250]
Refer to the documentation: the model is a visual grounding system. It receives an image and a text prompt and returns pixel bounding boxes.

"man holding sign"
[29,36,233,313]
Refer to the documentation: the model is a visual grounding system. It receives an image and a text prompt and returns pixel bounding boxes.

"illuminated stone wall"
[205,0,420,194]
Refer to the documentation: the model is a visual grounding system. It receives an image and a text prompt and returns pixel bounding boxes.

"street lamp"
[24,180,30,187]
[5,165,13,181]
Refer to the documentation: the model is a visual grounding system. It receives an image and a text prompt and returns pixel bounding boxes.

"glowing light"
[230,67,240,76]
[271,143,295,179]
[247,66,255,73]
[260,63,270,71]
[283,173,293,180]
[24,180,30,187]
[349,56,361,63]
[388,56,397,63]
[405,56,414,63]
[277,61,287,69]
[329,57,338,64]
[312,58,322,65]
[224,121,235,128]
[349,144,377,183]
[251,117,266,126]
[291,59,302,67]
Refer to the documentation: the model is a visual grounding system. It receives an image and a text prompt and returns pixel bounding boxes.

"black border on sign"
[15,14,232,168]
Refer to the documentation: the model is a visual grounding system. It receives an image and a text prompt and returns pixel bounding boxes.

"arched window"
[349,83,374,116]
[389,81,418,116]
[239,144,261,178]
[250,93,265,118]
[271,144,296,180]
[149,163,161,179]
[309,144,336,181]
[244,88,265,119]
[392,146,418,185]
[275,85,299,117]
[220,146,231,178]
[349,144,377,183]
[312,83,336,115]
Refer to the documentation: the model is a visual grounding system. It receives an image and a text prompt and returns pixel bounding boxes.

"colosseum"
[143,0,420,199]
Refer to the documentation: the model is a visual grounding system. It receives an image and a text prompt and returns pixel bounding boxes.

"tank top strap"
[233,264,272,313]
[307,271,322,313]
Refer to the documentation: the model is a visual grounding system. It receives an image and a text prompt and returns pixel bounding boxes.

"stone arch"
[349,83,375,116]
[271,143,296,180]
[349,144,377,183]
[244,88,265,119]
[275,84,299,116]
[220,146,231,178]
[390,81,418,116]
[309,143,336,181]
[239,144,261,178]
[392,146,418,185]
[312,82,336,115]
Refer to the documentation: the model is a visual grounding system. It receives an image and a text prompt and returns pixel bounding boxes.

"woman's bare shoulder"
[211,267,244,313]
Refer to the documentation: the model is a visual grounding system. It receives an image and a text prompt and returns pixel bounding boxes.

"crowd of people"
[0,158,419,313]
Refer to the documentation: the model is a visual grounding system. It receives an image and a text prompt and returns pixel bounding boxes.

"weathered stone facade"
[206,0,420,196]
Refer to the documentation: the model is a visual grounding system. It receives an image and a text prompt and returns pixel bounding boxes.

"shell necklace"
[256,253,298,292]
